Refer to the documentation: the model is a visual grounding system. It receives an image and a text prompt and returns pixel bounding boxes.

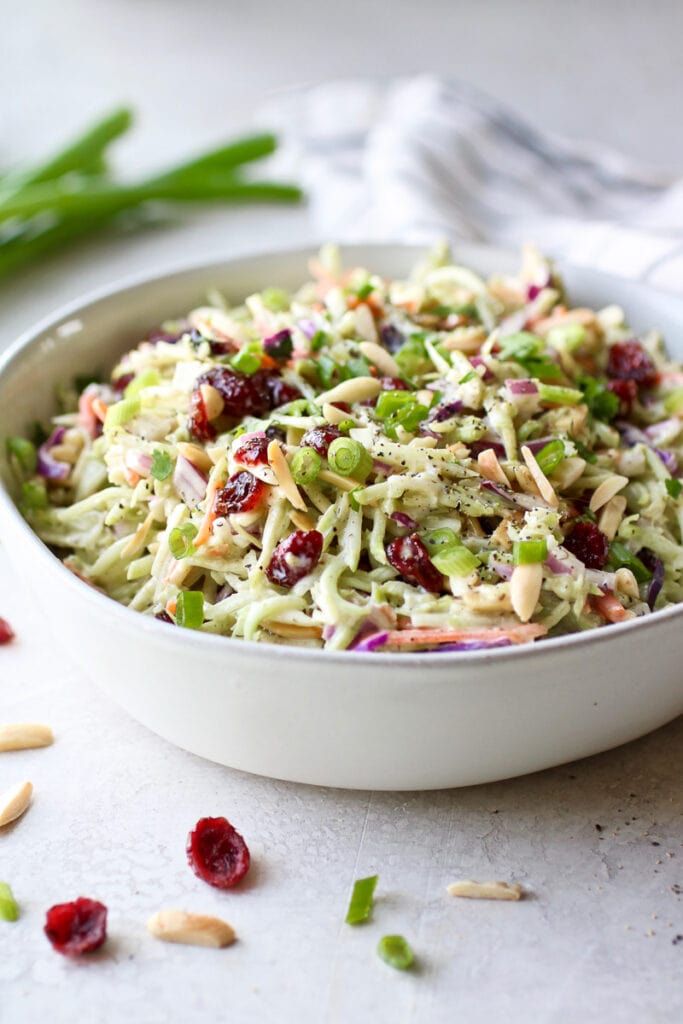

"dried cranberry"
[379,376,410,391]
[606,378,638,415]
[330,401,352,414]
[215,471,267,516]
[386,534,444,593]
[606,341,657,388]
[563,520,610,569]
[155,610,174,624]
[187,816,250,889]
[300,425,342,457]
[188,390,216,442]
[44,898,107,957]
[233,433,270,467]
[265,530,323,587]
[262,329,293,362]
[0,617,14,644]
[264,375,301,408]
[380,325,405,352]
[112,372,135,394]
[197,367,269,419]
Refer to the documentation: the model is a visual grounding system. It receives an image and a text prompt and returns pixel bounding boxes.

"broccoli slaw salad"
[8,243,683,653]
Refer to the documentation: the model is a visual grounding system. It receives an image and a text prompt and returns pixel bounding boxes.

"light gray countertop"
[2,3,682,1021]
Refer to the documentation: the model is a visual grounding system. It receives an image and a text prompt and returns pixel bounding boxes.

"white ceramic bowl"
[1,244,682,790]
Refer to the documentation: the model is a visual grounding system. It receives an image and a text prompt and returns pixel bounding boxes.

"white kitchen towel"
[264,75,683,293]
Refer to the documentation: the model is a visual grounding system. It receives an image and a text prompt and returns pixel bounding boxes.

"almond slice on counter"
[0,781,33,827]
[147,910,236,948]
[447,880,523,901]
[0,723,54,752]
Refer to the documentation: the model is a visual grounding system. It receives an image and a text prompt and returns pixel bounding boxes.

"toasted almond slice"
[462,583,513,613]
[289,508,317,531]
[589,475,629,513]
[322,402,351,426]
[317,376,382,406]
[199,384,224,421]
[0,723,54,752]
[614,567,640,599]
[514,465,542,498]
[121,511,155,559]
[510,562,543,623]
[147,910,236,948]
[598,494,628,541]
[447,880,523,901]
[353,303,379,343]
[550,455,587,491]
[477,448,508,485]
[520,446,559,507]
[177,442,213,474]
[0,781,33,827]
[267,441,306,511]
[358,340,401,378]
[317,469,362,492]
[265,620,323,639]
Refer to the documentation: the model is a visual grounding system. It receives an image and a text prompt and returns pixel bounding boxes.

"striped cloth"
[265,75,683,293]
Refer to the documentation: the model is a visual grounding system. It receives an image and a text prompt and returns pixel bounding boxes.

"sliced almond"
[589,475,629,513]
[514,465,542,498]
[477,448,508,485]
[265,620,323,639]
[510,562,543,623]
[614,567,640,599]
[147,910,235,948]
[317,468,362,492]
[447,880,523,901]
[0,781,33,827]
[0,723,54,752]
[289,508,317,532]
[267,441,306,511]
[462,583,513,613]
[199,384,224,421]
[177,442,213,474]
[520,446,559,507]
[322,402,351,426]
[598,494,628,541]
[121,511,155,559]
[358,340,401,378]
[317,376,382,407]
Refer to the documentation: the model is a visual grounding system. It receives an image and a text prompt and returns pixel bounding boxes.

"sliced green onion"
[666,478,682,499]
[395,336,428,378]
[607,541,652,583]
[21,479,48,509]
[459,369,476,385]
[431,544,480,577]
[513,539,548,565]
[355,281,374,300]
[316,353,339,388]
[345,875,378,925]
[6,437,37,474]
[231,348,261,375]
[104,396,140,428]
[175,590,204,629]
[290,447,322,485]
[261,287,290,312]
[375,388,414,418]
[0,882,19,923]
[348,487,363,511]
[377,934,414,971]
[337,418,356,434]
[310,330,329,352]
[663,387,683,415]
[327,438,373,481]
[168,522,198,560]
[344,356,372,378]
[535,439,565,475]
[422,528,459,553]
[498,331,543,361]
[150,449,173,481]
[537,383,583,406]
[547,323,586,351]
[124,367,160,398]
[394,402,430,434]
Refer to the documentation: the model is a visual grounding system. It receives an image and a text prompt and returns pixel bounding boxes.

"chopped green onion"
[337,418,356,434]
[348,487,363,511]
[395,336,429,378]
[572,438,598,464]
[535,439,565,475]
[663,387,683,415]
[6,437,37,474]
[231,348,261,375]
[579,377,619,420]
[666,478,682,499]
[395,403,430,434]
[168,522,198,559]
[175,590,204,629]
[375,390,415,418]
[261,287,290,312]
[327,438,373,481]
[422,528,459,553]
[538,383,584,406]
[513,539,548,565]
[0,882,19,923]
[124,367,160,398]
[607,541,652,583]
[309,329,329,352]
[290,447,322,485]
[431,544,480,577]
[150,449,173,481]
[547,323,586,351]
[377,934,414,971]
[355,282,374,300]
[344,356,372,378]
[21,479,48,510]
[345,875,378,925]
[498,332,543,362]
[459,369,476,385]
[316,354,339,389]
[104,396,140,428]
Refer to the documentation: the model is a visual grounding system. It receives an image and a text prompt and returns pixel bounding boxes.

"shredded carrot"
[166,599,177,616]
[260,354,279,371]
[193,474,225,548]
[122,467,141,487]
[590,594,629,623]
[91,397,108,423]
[379,623,547,648]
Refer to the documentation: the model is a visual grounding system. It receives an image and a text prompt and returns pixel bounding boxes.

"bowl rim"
[2,240,683,669]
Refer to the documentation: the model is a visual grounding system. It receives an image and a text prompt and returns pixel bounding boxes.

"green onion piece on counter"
[663,387,683,415]
[21,479,48,510]
[124,368,160,398]
[377,934,414,971]
[168,522,198,560]
[0,882,19,923]
[231,349,261,375]
[547,323,586,351]
[345,875,378,925]
[6,437,37,474]
[607,541,652,583]
[175,590,204,629]
[104,396,141,428]
[327,438,373,481]
[422,528,459,553]
[666,478,682,499]
[290,447,322,485]
[150,449,173,481]
[537,383,583,406]
[513,539,548,565]
[431,544,480,577]
[375,390,414,418]
[535,439,565,475]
